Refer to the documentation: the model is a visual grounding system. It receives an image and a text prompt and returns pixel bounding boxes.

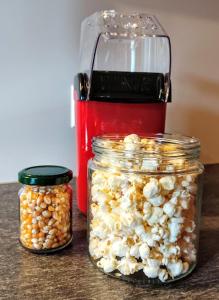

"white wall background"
[0,0,219,182]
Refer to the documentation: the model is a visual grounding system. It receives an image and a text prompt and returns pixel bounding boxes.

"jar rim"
[92,133,200,158]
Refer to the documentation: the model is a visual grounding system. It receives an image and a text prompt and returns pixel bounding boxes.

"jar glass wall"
[18,166,73,253]
[87,134,204,284]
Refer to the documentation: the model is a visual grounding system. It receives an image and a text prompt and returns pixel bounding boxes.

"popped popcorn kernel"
[143,265,160,278]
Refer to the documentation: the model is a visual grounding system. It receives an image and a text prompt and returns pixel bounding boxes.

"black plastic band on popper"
[74,73,88,100]
[74,72,171,103]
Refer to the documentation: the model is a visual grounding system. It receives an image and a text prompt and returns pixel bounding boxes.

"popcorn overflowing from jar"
[88,134,204,283]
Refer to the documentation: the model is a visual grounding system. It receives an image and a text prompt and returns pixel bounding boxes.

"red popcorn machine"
[74,10,172,214]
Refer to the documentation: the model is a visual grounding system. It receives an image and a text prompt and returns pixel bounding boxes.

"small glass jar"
[88,134,204,284]
[18,165,73,253]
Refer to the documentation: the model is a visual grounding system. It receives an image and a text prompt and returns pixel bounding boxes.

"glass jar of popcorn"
[18,165,73,253]
[88,134,204,284]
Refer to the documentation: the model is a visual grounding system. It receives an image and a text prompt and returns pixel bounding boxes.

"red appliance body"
[75,95,166,214]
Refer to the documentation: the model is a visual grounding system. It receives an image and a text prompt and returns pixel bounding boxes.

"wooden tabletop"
[0,164,219,300]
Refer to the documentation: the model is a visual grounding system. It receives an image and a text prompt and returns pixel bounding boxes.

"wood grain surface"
[0,165,219,300]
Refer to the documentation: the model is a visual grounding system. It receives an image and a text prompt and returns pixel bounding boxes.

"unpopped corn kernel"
[19,184,72,252]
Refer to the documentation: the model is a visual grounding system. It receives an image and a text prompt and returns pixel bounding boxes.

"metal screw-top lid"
[18,165,73,186]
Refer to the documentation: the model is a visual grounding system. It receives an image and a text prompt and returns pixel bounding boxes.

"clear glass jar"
[18,166,73,253]
[88,134,204,284]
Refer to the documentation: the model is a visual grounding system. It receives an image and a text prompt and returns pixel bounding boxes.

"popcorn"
[130,244,140,259]
[141,232,157,247]
[104,213,119,230]
[147,207,163,225]
[180,189,190,199]
[159,244,180,258]
[124,134,141,144]
[93,191,112,206]
[167,260,183,278]
[120,195,132,210]
[165,164,175,172]
[117,257,140,275]
[181,199,189,210]
[174,206,183,217]
[148,195,164,207]
[143,179,159,199]
[151,224,159,234]
[111,238,129,257]
[124,134,141,151]
[97,257,118,273]
[182,180,189,188]
[120,187,137,210]
[169,245,180,256]
[163,201,175,217]
[90,223,109,239]
[107,175,123,191]
[139,243,150,259]
[135,225,145,236]
[186,175,193,183]
[128,174,144,186]
[89,238,106,259]
[152,233,162,241]
[183,235,192,243]
[171,158,185,170]
[158,269,169,282]
[182,262,190,274]
[143,202,152,219]
[92,172,107,186]
[187,183,198,195]
[185,221,196,233]
[141,159,159,171]
[162,257,169,266]
[88,134,200,283]
[187,249,197,262]
[159,214,168,226]
[147,258,161,268]
[143,265,160,278]
[168,219,183,242]
[120,211,135,227]
[172,189,181,199]
[159,176,176,191]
